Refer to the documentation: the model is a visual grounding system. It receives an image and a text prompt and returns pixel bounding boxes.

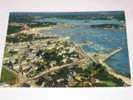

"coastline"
[99,59,131,86]
[3,23,131,87]
[21,25,132,85]
[20,26,53,35]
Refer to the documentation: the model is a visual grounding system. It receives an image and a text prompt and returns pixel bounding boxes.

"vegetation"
[0,67,17,85]
[27,22,57,28]
[91,63,125,86]
[7,25,23,34]
[7,34,34,43]
[33,63,125,87]
[4,50,17,57]
[90,24,125,29]
[6,33,57,43]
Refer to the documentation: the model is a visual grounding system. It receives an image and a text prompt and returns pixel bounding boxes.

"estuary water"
[38,18,130,76]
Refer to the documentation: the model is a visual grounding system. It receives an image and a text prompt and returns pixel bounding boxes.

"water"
[38,18,130,76]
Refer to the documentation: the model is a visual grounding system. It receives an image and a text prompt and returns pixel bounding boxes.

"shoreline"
[87,52,131,85]
[99,59,131,86]
[9,23,73,36]
[6,23,131,86]
[20,26,53,35]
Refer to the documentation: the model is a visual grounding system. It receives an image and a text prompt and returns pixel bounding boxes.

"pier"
[79,42,123,62]
[102,47,122,62]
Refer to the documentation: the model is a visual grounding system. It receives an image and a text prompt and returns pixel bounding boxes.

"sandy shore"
[20,26,54,35]
[9,23,73,36]
[99,59,131,86]
[8,25,55,38]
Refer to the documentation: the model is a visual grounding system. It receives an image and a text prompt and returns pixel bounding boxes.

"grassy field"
[0,67,17,85]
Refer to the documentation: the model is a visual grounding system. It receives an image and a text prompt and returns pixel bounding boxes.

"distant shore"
[20,26,53,35]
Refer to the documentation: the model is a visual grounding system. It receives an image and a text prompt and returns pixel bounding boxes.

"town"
[0,12,131,87]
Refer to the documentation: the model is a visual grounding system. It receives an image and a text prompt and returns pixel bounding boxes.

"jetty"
[102,47,123,62]
[79,42,123,62]
[79,42,131,85]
